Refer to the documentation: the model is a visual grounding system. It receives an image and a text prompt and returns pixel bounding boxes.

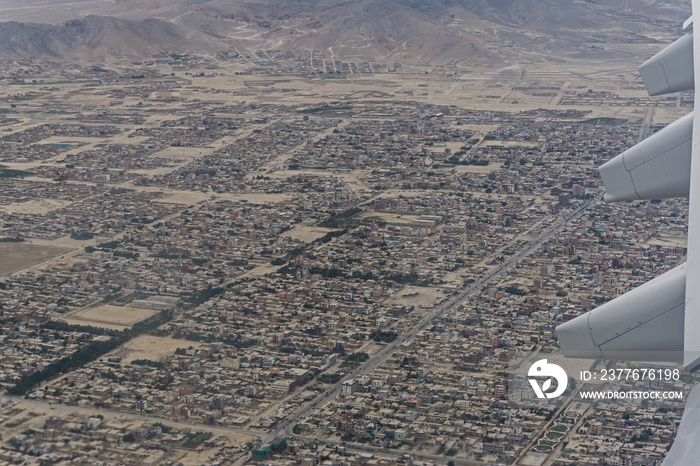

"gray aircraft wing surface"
[663,382,700,465]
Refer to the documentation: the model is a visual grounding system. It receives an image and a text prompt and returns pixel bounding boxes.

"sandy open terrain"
[383,286,447,308]
[63,304,156,330]
[647,237,687,248]
[281,225,334,243]
[0,243,74,277]
[115,335,204,363]
[239,264,281,278]
[452,164,501,174]
[0,199,72,215]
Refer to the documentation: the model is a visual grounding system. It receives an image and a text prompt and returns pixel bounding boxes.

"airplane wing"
[662,383,700,465]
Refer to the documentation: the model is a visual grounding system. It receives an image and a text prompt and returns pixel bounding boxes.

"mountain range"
[0,0,690,64]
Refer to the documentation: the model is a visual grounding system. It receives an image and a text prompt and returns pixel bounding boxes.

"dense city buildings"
[0,30,696,465]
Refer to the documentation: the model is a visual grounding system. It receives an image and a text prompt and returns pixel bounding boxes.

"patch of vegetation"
[131,359,165,369]
[96,240,122,249]
[444,154,489,166]
[113,251,140,260]
[182,431,213,449]
[0,168,33,178]
[318,373,342,384]
[299,104,351,114]
[70,231,94,240]
[504,285,527,296]
[186,285,225,305]
[309,266,348,279]
[0,236,24,242]
[579,117,626,125]
[400,356,418,367]
[318,229,348,243]
[319,207,363,228]
[40,321,121,336]
[371,331,398,343]
[342,351,369,368]
[466,159,489,166]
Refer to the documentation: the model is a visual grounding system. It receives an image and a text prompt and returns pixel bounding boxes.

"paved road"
[639,107,655,142]
[267,196,601,441]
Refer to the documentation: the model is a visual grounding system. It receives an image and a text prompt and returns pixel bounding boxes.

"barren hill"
[0,15,224,59]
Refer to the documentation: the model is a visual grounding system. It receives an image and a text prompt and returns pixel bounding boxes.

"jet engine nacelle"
[557,264,685,362]
[639,32,694,96]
